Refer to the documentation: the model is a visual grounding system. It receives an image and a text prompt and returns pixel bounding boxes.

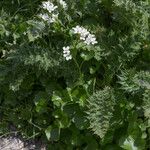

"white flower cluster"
[59,0,67,9]
[72,26,98,45]
[39,1,59,24]
[39,1,67,23]
[63,46,72,60]
[39,13,58,23]
[42,1,58,13]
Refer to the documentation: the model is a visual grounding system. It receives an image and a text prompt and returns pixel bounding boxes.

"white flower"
[80,28,89,40]
[39,14,49,21]
[63,46,72,60]
[72,26,89,40]
[39,13,58,23]
[59,0,67,9]
[84,34,98,45]
[42,1,58,13]
[72,25,97,45]
[72,26,83,34]
[40,1,59,24]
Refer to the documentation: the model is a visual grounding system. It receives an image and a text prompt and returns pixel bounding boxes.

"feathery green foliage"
[0,0,150,149]
[87,87,116,139]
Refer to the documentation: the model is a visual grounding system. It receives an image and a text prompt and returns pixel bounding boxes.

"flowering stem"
[79,60,85,70]
[73,58,83,82]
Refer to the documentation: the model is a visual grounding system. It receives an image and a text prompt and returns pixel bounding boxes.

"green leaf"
[72,111,88,130]
[34,92,48,113]
[45,126,60,141]
[119,136,138,150]
[80,51,94,61]
[52,91,63,107]
[53,109,70,128]
[0,24,6,36]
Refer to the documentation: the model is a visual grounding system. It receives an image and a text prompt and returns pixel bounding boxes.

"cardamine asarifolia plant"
[0,0,150,149]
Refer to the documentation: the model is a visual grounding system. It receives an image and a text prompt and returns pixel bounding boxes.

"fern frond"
[118,70,150,94]
[86,87,116,138]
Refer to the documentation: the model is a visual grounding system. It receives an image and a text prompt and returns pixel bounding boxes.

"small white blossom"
[84,34,98,45]
[39,14,49,21]
[63,46,72,61]
[42,1,58,13]
[72,26,89,40]
[72,26,83,34]
[39,13,58,23]
[59,0,67,9]
[72,25,97,45]
[40,1,59,24]
[80,28,89,40]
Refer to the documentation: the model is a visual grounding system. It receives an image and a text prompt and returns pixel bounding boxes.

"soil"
[0,125,46,150]
[0,137,46,150]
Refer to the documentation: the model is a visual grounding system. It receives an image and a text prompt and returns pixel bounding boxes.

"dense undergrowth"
[0,0,150,149]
